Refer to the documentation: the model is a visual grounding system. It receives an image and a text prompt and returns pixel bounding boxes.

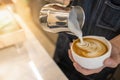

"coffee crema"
[72,38,108,58]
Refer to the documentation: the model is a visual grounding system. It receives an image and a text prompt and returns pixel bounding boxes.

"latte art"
[73,38,108,58]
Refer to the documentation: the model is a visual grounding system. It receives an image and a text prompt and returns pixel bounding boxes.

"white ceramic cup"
[71,36,112,69]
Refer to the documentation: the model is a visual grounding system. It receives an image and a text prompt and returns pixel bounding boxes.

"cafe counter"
[0,14,68,80]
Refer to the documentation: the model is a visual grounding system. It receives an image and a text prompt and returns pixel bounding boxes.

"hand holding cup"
[70,36,112,69]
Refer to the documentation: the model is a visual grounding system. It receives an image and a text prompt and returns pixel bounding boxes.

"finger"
[68,49,75,62]
[73,63,104,75]
[63,0,71,5]
[104,58,118,68]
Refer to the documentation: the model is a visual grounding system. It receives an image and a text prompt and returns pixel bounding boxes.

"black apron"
[54,0,120,80]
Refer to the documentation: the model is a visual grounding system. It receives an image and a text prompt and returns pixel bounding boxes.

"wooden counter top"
[0,14,68,80]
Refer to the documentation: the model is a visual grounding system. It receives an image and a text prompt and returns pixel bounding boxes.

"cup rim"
[71,36,112,59]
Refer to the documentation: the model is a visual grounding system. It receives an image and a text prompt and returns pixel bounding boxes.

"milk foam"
[74,38,108,58]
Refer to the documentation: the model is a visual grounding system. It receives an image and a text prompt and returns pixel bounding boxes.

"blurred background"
[3,0,58,57]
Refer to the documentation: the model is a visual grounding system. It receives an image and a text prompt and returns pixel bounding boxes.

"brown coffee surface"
[72,38,108,58]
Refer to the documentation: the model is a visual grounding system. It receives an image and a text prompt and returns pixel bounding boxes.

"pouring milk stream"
[68,7,85,45]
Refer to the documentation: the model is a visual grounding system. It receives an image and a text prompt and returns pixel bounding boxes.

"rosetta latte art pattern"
[73,38,108,58]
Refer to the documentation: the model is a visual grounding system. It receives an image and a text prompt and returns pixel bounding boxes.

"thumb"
[104,58,118,68]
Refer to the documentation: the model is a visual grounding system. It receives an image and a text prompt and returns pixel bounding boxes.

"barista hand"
[55,0,71,5]
[68,35,120,75]
[45,0,71,6]
[63,0,71,5]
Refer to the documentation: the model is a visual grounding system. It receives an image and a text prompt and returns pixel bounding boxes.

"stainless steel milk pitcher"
[39,3,85,34]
